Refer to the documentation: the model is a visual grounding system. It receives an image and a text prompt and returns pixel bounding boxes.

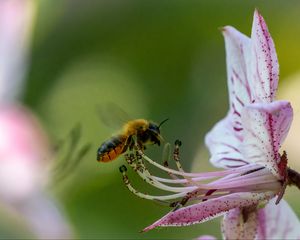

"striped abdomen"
[97,135,128,162]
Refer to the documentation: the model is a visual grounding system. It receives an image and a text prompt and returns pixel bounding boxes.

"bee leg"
[137,140,144,151]
[127,136,136,151]
[123,135,133,152]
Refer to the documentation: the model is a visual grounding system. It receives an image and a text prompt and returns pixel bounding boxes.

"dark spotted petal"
[241,101,293,179]
[142,192,273,232]
[249,10,279,102]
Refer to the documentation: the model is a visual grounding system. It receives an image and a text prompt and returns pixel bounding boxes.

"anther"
[175,139,182,147]
[135,151,142,160]
[119,165,127,173]
[173,140,183,169]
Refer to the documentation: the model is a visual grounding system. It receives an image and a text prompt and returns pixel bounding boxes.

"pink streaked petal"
[142,192,274,232]
[222,207,257,240]
[205,115,247,169]
[249,10,279,102]
[257,198,300,239]
[241,101,293,178]
[222,26,252,136]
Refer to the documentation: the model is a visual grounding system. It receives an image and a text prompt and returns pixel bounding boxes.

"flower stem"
[287,167,300,189]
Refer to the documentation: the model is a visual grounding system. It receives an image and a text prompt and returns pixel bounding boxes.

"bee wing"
[51,124,92,185]
[97,102,132,130]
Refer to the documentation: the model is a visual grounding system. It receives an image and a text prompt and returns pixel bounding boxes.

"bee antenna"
[158,118,169,129]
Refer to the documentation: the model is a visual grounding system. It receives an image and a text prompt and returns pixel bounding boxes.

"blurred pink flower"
[197,235,216,240]
[0,0,35,102]
[0,105,71,238]
[0,0,72,238]
[0,105,49,202]
[118,10,300,239]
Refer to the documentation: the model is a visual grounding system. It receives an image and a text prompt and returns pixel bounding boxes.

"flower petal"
[0,105,49,201]
[142,192,274,232]
[206,12,280,170]
[222,207,257,240]
[249,10,279,102]
[205,115,247,169]
[205,26,252,169]
[241,100,293,178]
[17,192,72,239]
[222,26,252,137]
[0,0,36,102]
[256,198,300,239]
[197,235,216,240]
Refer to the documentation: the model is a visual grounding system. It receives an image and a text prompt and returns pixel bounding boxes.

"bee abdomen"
[97,135,127,162]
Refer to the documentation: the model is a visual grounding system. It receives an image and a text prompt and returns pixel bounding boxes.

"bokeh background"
[2,0,300,239]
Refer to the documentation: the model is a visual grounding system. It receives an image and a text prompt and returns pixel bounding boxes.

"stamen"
[196,191,230,201]
[151,165,260,184]
[173,140,184,172]
[119,165,190,201]
[202,189,217,201]
[241,166,265,176]
[137,144,259,178]
[162,143,180,180]
[206,175,278,190]
[214,167,271,185]
[172,140,196,187]
[171,187,218,211]
[119,137,282,210]
[124,154,197,193]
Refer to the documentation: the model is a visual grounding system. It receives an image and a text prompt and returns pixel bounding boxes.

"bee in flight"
[97,118,168,162]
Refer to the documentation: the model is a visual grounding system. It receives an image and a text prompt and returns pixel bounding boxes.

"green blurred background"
[14,0,300,239]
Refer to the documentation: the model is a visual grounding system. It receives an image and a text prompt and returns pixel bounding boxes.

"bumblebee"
[97,118,168,162]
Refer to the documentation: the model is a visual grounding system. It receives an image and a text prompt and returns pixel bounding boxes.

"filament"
[119,165,190,201]
[124,154,197,193]
[118,140,281,209]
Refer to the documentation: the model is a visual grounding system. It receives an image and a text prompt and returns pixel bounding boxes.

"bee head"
[148,118,169,146]
[149,122,160,135]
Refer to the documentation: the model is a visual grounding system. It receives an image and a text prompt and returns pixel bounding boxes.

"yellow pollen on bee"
[122,119,150,135]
